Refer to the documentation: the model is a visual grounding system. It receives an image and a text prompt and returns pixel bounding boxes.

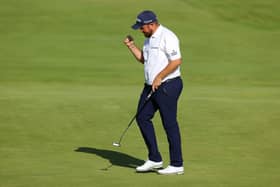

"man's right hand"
[123,35,144,63]
[123,36,134,48]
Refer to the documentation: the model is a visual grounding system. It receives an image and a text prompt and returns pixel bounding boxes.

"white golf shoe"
[136,160,163,172]
[157,165,184,175]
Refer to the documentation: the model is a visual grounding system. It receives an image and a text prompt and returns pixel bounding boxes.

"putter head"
[112,142,121,147]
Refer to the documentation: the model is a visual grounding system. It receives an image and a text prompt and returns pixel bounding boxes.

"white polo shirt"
[142,25,181,85]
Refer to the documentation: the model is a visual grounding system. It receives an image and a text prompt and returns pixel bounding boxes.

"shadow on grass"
[75,147,144,169]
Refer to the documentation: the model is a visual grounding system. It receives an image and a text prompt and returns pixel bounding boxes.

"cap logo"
[143,19,154,24]
[136,18,142,23]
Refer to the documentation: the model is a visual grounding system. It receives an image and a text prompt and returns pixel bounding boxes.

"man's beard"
[143,31,153,38]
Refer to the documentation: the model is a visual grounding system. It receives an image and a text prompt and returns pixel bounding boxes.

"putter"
[113,90,153,147]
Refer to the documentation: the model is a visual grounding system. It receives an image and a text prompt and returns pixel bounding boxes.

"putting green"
[1,0,279,186]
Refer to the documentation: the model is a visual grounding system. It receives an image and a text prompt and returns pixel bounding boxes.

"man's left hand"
[152,76,162,92]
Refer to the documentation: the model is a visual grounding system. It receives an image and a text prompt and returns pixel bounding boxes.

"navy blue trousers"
[136,77,183,167]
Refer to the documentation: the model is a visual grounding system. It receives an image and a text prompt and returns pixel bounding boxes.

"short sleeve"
[164,33,181,61]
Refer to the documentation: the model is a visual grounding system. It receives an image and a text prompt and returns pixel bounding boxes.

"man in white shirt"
[123,10,184,175]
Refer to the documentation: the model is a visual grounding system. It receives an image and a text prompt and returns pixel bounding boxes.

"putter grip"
[127,35,134,42]
[145,90,153,101]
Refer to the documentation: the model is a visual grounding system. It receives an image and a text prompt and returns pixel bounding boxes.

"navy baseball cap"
[131,10,158,30]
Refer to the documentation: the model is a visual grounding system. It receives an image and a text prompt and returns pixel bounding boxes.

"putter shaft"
[113,90,153,147]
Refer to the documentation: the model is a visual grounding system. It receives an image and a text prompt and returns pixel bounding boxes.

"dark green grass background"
[1,0,280,186]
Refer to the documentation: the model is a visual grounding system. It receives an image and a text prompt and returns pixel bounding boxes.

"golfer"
[123,10,184,175]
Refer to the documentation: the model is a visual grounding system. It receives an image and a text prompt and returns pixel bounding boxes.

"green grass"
[1,0,280,186]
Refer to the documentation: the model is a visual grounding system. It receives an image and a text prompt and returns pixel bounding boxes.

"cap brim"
[131,22,143,30]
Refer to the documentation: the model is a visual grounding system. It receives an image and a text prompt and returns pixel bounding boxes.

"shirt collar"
[151,24,163,39]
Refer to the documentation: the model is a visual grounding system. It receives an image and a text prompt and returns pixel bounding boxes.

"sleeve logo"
[171,50,178,56]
